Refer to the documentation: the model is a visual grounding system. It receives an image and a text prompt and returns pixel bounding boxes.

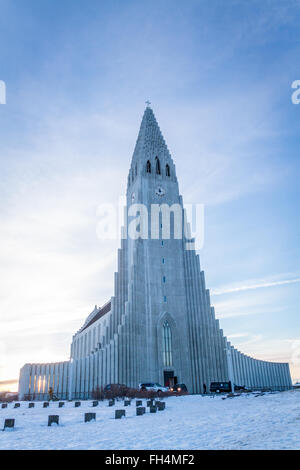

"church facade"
[19,106,292,399]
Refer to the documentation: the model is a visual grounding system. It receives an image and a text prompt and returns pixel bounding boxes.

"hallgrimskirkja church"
[19,106,292,399]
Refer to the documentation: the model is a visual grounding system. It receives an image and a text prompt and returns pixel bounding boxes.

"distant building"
[19,106,292,399]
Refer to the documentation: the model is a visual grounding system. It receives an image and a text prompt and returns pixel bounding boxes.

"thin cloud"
[0,379,18,386]
[227,333,250,339]
[212,278,300,296]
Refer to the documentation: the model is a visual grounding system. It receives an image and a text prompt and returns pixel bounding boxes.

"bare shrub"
[91,386,105,400]
[174,390,188,397]
[104,384,129,399]
[125,388,172,399]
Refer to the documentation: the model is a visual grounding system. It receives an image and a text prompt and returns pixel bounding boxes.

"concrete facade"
[19,106,292,399]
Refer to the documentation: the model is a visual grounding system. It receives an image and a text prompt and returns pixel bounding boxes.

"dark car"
[104,383,126,391]
[170,383,188,394]
[209,382,247,393]
[104,384,128,397]
[210,381,232,393]
[234,384,246,391]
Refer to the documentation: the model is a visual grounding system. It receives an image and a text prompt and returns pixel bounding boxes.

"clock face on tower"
[155,186,166,197]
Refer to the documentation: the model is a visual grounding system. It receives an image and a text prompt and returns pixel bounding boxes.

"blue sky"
[0,0,300,390]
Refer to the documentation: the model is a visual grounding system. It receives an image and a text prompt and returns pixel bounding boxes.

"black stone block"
[48,415,59,426]
[136,406,146,416]
[115,409,125,419]
[3,418,15,430]
[85,412,96,423]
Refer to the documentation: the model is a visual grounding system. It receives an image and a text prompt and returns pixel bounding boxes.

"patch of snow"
[0,391,299,450]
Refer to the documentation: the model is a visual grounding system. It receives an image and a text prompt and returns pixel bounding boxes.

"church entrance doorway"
[164,370,177,387]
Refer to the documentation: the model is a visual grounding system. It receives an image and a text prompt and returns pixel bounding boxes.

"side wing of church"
[19,106,292,399]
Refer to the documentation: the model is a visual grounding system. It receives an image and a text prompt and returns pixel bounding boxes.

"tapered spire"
[127,105,176,192]
[131,105,172,166]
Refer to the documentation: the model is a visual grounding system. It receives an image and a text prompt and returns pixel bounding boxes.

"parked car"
[210,382,247,393]
[139,383,169,393]
[104,384,128,397]
[234,384,246,391]
[104,383,127,391]
[210,381,232,393]
[170,383,188,393]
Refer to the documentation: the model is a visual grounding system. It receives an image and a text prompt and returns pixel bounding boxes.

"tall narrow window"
[163,320,172,367]
[166,164,170,177]
[146,160,151,173]
[155,157,161,175]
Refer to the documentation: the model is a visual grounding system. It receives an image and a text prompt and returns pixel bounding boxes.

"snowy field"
[0,390,299,450]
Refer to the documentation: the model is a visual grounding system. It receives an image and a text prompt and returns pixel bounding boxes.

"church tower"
[18,106,292,400]
[123,104,229,391]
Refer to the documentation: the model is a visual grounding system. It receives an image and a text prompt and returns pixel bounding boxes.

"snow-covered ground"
[0,390,299,450]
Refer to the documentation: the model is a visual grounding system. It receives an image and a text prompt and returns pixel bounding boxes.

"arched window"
[163,320,172,367]
[155,157,161,175]
[166,164,170,177]
[146,160,151,173]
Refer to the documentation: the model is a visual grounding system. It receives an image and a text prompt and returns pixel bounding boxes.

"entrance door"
[164,370,174,387]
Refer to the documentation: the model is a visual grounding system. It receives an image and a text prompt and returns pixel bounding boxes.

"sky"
[0,0,299,391]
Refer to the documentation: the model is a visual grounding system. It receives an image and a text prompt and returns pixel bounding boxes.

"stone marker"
[108,399,115,407]
[75,401,81,407]
[43,402,49,408]
[136,406,145,416]
[3,418,15,430]
[115,409,125,419]
[149,405,157,413]
[1,403,7,409]
[14,403,20,408]
[124,400,131,406]
[147,400,153,407]
[92,401,98,407]
[85,412,96,423]
[136,400,142,407]
[58,402,65,408]
[48,415,59,426]
[157,401,165,411]
[28,403,35,408]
